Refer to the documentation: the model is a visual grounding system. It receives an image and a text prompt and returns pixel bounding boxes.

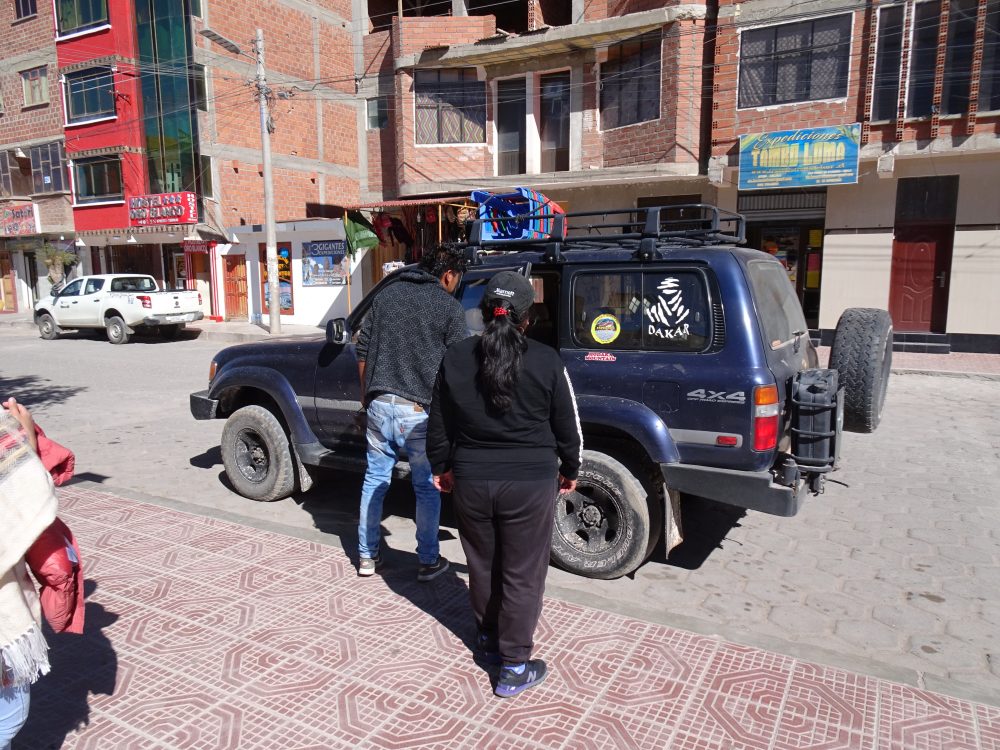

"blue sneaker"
[494,659,547,698]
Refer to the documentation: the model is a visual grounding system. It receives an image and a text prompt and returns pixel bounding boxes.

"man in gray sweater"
[355,245,468,580]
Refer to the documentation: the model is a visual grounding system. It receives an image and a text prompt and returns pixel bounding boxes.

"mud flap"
[664,484,683,553]
[294,450,314,493]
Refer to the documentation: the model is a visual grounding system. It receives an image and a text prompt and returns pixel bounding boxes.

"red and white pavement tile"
[15,487,998,750]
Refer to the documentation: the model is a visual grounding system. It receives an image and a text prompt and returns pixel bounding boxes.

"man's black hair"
[419,244,467,279]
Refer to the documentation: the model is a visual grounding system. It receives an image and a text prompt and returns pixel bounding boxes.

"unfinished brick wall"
[586,0,679,22]
[0,3,62,146]
[393,15,496,59]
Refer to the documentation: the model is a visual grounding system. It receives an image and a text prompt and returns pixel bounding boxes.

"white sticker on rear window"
[645,277,691,340]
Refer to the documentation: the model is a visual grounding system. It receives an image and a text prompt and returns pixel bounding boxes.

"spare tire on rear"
[828,308,892,433]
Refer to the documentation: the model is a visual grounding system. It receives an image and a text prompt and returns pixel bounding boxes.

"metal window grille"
[738,15,851,108]
[600,31,662,129]
[414,69,485,144]
[15,0,37,19]
[30,142,66,194]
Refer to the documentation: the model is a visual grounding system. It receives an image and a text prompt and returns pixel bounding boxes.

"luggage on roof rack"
[463,199,746,252]
[471,187,566,242]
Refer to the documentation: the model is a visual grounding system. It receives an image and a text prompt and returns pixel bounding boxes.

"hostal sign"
[129,192,198,227]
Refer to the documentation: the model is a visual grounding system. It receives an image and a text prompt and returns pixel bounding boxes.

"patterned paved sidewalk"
[15,487,999,750]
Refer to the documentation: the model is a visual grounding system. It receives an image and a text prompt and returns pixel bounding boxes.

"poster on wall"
[1,203,40,236]
[260,242,293,314]
[302,240,348,286]
[738,124,861,191]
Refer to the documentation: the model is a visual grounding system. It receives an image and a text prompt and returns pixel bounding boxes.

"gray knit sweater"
[356,268,467,407]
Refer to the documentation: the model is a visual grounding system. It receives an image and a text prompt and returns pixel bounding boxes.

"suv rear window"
[572,270,710,352]
[746,259,808,348]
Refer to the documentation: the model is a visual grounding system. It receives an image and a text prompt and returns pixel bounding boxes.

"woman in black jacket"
[428,271,582,698]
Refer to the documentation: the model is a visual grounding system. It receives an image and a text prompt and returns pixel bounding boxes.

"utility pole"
[255,28,281,335]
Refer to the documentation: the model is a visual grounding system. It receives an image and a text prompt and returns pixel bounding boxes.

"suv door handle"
[936,271,947,288]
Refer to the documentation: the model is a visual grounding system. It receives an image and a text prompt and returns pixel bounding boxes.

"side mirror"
[326,317,350,345]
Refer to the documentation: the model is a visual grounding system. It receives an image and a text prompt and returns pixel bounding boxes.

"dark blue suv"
[191,205,892,579]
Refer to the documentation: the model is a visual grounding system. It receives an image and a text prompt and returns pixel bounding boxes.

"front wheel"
[550,450,654,579]
[105,315,130,345]
[220,405,297,502]
[37,313,59,340]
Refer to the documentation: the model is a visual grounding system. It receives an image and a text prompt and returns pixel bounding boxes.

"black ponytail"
[477,301,528,413]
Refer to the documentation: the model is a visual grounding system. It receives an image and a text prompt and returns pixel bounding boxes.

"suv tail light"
[753,384,780,451]
[137,295,152,309]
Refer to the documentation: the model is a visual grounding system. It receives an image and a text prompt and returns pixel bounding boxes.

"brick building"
[707,0,1000,349]
[0,0,74,311]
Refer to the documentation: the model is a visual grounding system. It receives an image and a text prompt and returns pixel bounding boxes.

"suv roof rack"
[463,204,746,261]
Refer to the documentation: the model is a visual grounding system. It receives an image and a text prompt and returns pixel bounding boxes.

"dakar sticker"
[645,277,691,341]
[584,351,617,362]
[590,313,621,344]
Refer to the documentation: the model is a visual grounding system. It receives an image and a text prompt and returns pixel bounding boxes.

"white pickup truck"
[34,274,204,344]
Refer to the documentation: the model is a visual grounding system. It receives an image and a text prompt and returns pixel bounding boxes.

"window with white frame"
[21,66,48,107]
[64,67,116,123]
[738,15,851,108]
[414,69,486,144]
[73,155,122,203]
[367,96,389,130]
[15,0,37,19]
[56,0,108,36]
[601,31,661,129]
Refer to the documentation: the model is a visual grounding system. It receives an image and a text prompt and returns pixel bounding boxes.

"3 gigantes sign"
[129,192,197,227]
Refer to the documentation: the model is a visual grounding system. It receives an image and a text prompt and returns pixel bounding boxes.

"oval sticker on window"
[591,313,621,344]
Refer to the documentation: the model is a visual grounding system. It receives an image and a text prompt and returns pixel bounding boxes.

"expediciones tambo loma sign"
[738,124,861,191]
[129,192,198,226]
[1,203,40,236]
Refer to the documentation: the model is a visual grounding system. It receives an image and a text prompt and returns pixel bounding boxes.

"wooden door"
[889,226,953,332]
[223,255,248,320]
[0,251,16,312]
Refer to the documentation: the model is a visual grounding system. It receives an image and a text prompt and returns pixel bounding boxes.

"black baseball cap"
[482,271,534,317]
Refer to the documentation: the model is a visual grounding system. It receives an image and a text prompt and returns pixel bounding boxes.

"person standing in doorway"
[428,271,582,698]
[355,244,468,581]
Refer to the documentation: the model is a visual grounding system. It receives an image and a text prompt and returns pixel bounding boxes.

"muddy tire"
[221,405,297,502]
[550,450,653,579]
[828,308,892,433]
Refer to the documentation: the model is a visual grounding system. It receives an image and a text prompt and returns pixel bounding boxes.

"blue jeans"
[358,396,441,565]
[0,682,30,750]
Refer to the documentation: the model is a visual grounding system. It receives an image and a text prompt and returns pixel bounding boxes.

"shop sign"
[1,203,40,236]
[182,240,211,253]
[303,240,349,286]
[738,124,860,191]
[129,192,198,227]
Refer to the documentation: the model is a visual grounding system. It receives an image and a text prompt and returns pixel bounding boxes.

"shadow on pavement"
[651,494,747,571]
[64,472,111,486]
[0,375,87,411]
[298,471,480,662]
[14,581,119,750]
[189,445,222,469]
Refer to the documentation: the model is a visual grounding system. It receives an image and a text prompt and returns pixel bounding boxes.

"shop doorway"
[0,251,16,312]
[224,255,248,320]
[745,223,824,328]
[889,226,953,332]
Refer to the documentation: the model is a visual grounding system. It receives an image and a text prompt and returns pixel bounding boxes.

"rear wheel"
[105,315,130,345]
[37,313,59,340]
[828,308,892,433]
[550,450,656,579]
[221,405,297,502]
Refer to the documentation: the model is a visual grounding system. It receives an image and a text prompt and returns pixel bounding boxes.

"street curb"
[64,478,1000,709]
[0,318,321,344]
[891,368,1000,382]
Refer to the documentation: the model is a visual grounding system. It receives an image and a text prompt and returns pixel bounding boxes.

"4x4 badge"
[687,389,746,404]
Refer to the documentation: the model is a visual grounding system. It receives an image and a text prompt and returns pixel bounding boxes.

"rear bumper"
[190,390,218,420]
[661,463,805,517]
[144,311,204,326]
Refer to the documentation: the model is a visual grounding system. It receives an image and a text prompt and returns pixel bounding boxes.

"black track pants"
[452,477,558,665]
